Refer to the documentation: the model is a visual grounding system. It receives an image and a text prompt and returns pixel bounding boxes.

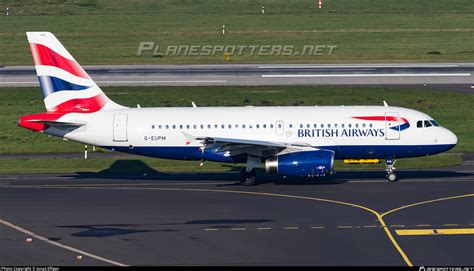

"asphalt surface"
[1,64,473,91]
[0,164,472,266]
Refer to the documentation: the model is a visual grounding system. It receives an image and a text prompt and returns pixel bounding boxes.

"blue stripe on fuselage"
[102,144,456,162]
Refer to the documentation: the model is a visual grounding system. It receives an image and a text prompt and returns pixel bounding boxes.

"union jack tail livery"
[27,32,123,112]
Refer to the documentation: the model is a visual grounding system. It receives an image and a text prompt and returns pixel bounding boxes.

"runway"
[0,166,473,266]
[1,64,473,91]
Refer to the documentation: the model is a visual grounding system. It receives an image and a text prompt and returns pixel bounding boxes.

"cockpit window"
[430,120,440,127]
[417,121,423,128]
[424,120,432,127]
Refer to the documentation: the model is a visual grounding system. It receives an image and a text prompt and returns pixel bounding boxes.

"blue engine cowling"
[265,150,335,177]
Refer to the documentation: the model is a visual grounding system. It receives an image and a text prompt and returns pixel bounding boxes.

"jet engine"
[265,150,335,177]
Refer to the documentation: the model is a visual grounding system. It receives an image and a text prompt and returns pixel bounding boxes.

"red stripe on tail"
[29,43,89,79]
[51,93,108,113]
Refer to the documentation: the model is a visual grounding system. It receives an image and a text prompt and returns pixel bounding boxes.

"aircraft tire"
[387,172,399,182]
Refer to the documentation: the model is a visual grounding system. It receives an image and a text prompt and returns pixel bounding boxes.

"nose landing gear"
[385,159,399,182]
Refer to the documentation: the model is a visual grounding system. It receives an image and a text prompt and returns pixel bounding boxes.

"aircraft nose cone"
[448,130,458,146]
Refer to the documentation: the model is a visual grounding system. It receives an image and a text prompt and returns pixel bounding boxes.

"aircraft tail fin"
[26,32,124,112]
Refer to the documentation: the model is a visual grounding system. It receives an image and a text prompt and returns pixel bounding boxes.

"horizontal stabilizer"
[28,120,85,127]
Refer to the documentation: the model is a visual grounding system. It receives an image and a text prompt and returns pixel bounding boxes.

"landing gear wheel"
[240,169,257,186]
[387,172,398,182]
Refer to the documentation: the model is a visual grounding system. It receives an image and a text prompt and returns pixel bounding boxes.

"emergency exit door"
[275,120,284,136]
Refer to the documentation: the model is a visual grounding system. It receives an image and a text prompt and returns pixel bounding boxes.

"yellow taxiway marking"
[4,184,413,267]
[381,194,474,217]
[396,228,474,236]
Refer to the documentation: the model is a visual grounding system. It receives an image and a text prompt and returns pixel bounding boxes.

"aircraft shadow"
[56,224,177,238]
[67,159,473,186]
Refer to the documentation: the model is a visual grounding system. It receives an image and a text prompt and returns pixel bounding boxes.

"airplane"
[18,32,458,186]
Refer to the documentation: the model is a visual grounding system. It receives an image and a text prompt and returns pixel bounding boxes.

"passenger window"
[165,125,169,129]
[179,125,183,129]
[299,124,303,128]
[228,124,232,129]
[243,124,246,129]
[151,125,155,129]
[348,124,352,128]
[270,124,274,128]
[335,124,338,128]
[289,124,293,128]
[172,125,176,129]
[214,124,218,129]
[256,124,259,129]
[321,124,324,128]
[158,125,162,129]
[314,124,317,128]
[235,124,239,128]
[193,125,197,129]
[424,120,432,127]
[221,124,225,129]
[186,125,190,129]
[207,124,211,129]
[328,124,331,128]
[369,123,373,128]
[263,124,267,128]
[355,124,359,128]
[417,121,423,128]
[341,124,345,128]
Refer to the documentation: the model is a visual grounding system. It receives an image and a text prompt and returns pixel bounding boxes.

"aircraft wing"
[182,132,318,157]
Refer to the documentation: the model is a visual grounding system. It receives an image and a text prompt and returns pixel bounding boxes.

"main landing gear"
[240,155,260,186]
[385,159,399,182]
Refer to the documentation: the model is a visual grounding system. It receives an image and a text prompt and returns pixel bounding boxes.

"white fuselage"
[53,105,457,162]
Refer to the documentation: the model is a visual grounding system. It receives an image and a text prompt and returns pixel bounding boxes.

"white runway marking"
[261,73,471,78]
[258,65,460,69]
[0,218,128,266]
[1,80,228,85]
[97,80,228,83]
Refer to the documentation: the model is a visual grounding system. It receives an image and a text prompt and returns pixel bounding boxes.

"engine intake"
[265,150,335,177]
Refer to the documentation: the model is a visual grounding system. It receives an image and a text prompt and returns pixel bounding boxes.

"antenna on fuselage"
[383,100,388,107]
[191,101,197,108]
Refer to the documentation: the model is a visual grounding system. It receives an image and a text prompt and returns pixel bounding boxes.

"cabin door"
[113,113,128,142]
